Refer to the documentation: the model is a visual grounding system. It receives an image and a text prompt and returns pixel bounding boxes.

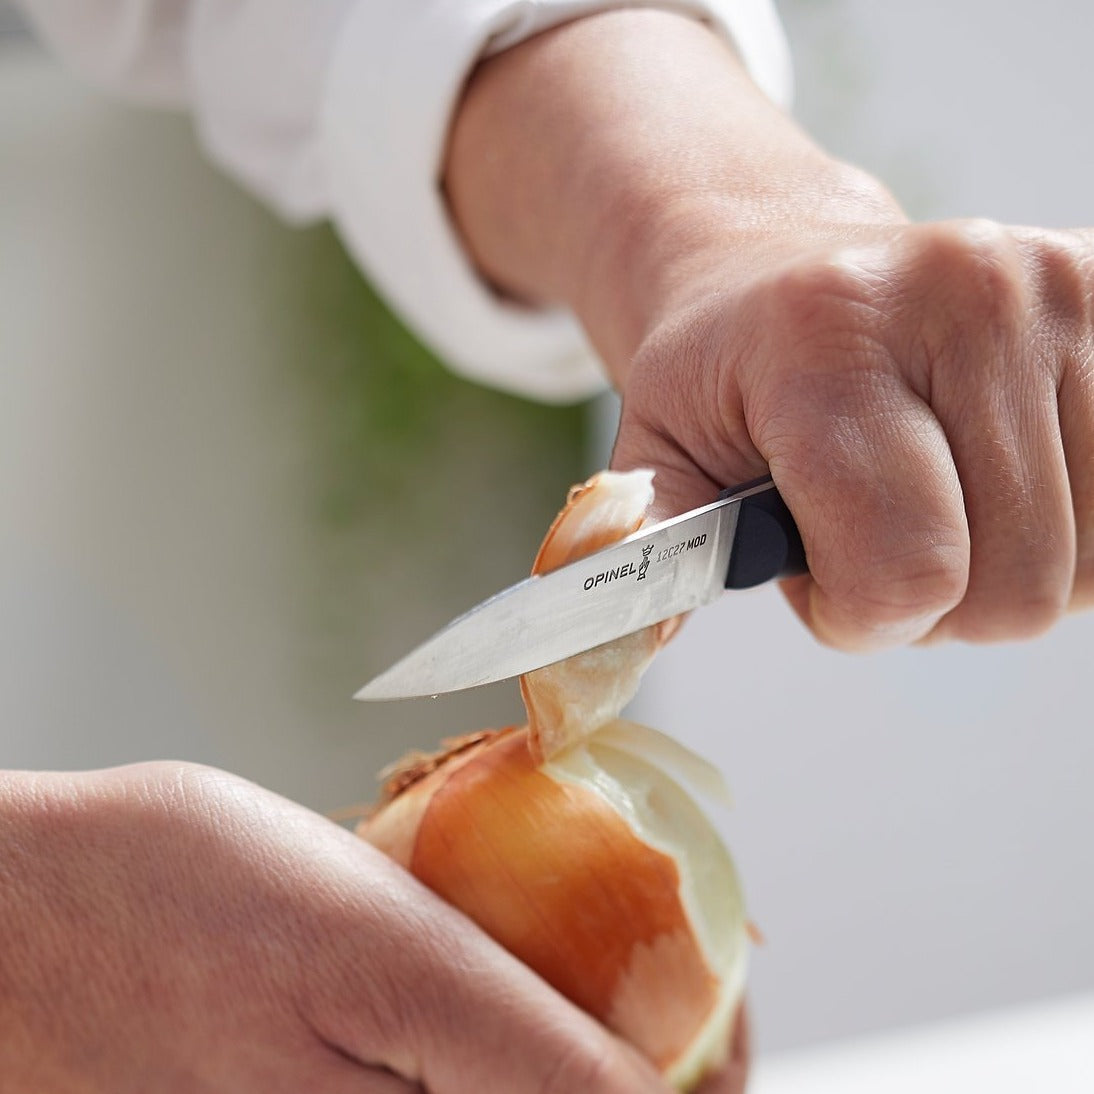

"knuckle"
[1020,228,1094,337]
[920,216,1014,268]
[127,761,242,826]
[82,761,223,831]
[915,218,1027,325]
[763,253,886,345]
[747,259,899,433]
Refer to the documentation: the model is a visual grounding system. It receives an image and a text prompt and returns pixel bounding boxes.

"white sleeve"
[15,0,792,403]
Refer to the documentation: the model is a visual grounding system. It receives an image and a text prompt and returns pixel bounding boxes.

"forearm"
[445,9,902,381]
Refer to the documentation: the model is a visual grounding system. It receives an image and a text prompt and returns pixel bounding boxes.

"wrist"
[446,9,904,384]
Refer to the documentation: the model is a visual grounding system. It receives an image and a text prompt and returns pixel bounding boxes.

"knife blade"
[355,474,805,701]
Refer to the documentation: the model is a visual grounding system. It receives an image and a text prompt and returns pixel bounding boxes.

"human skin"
[0,762,745,1093]
[446,9,1094,651]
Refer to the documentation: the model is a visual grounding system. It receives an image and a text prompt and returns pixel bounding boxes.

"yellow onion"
[359,471,748,1090]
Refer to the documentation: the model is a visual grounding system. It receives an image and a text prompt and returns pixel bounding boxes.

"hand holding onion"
[360,471,752,1091]
[0,475,749,1092]
[0,760,715,1092]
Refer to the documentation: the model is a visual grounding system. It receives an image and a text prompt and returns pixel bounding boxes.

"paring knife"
[355,474,806,701]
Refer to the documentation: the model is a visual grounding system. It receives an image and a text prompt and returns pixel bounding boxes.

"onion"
[359,472,748,1090]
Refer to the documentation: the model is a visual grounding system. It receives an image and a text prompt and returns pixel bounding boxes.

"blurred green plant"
[284,225,586,533]
[266,223,590,721]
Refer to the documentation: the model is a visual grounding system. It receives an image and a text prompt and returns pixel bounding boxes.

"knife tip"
[354,688,387,702]
[353,679,392,702]
[354,675,436,702]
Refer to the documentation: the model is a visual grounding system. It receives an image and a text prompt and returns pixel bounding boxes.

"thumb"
[406,932,673,1094]
[312,848,673,1094]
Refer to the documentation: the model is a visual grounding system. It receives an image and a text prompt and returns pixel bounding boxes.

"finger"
[930,370,1073,641]
[913,224,1075,641]
[760,368,969,651]
[692,1005,750,1094]
[303,844,672,1094]
[1040,228,1094,610]
[399,915,672,1094]
[1062,351,1094,609]
[717,243,976,650]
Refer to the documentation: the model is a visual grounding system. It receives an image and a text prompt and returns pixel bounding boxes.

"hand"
[446,10,1093,651]
[0,762,730,1093]
[611,216,1094,649]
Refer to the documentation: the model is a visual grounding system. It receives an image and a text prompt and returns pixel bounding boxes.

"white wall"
[632,0,1094,1053]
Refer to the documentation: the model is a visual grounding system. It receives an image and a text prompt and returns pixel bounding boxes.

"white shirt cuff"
[320,0,792,403]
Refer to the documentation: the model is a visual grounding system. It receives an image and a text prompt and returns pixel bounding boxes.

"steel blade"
[355,493,744,700]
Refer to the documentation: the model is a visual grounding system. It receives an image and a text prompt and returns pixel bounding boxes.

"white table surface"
[752,993,1094,1094]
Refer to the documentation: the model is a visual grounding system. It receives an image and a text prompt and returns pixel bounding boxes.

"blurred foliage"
[282,225,585,532]
[264,224,590,722]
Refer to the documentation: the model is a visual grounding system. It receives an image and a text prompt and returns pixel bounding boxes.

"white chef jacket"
[14,1,791,402]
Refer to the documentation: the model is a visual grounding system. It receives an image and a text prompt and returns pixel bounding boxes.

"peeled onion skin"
[360,471,750,1090]
[521,469,679,764]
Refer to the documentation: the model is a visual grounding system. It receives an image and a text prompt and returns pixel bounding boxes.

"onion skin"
[521,469,679,763]
[359,471,747,1089]
[358,723,740,1085]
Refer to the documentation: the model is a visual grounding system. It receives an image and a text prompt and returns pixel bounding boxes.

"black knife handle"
[721,475,808,589]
